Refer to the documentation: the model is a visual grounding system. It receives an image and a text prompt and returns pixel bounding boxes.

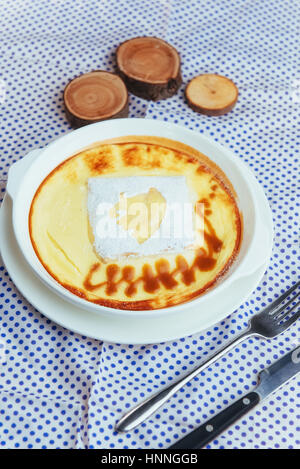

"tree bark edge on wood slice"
[64,70,129,128]
[185,74,238,116]
[116,37,182,101]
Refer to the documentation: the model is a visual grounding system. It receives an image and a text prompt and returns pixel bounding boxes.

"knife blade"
[170,345,300,449]
[256,346,300,399]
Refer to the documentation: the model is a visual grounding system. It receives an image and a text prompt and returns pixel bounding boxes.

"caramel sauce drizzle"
[83,191,223,298]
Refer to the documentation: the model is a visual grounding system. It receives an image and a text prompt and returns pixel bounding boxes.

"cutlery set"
[116,282,300,448]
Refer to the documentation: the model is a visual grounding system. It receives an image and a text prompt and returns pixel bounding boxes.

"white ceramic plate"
[0,192,268,344]
[6,119,273,320]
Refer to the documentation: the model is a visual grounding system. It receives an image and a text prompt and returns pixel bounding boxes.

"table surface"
[0,0,299,449]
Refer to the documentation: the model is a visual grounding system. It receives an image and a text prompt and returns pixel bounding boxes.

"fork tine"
[276,300,299,323]
[272,291,300,320]
[261,281,300,316]
[277,308,300,331]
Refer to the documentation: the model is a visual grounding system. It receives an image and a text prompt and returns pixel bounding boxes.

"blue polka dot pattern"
[0,0,299,449]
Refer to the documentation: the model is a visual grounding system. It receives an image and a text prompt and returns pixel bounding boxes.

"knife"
[170,345,300,449]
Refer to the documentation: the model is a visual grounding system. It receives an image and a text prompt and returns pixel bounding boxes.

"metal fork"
[116,281,300,432]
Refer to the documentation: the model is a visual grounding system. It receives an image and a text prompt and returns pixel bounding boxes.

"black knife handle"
[169,391,260,449]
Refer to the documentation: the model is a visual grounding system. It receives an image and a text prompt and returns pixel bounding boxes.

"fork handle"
[115,329,252,432]
[169,391,260,449]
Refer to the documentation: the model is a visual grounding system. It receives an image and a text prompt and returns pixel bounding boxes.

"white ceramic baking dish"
[6,118,273,319]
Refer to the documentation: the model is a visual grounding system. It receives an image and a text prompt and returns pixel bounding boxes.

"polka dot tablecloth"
[0,0,299,450]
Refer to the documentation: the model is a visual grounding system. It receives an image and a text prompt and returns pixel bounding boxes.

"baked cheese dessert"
[29,136,241,310]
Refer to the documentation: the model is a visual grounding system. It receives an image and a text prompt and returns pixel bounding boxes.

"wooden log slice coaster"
[116,37,182,101]
[64,71,129,128]
[185,74,238,116]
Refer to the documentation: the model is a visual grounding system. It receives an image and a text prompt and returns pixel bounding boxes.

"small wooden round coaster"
[116,37,182,101]
[185,74,238,116]
[64,71,129,128]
